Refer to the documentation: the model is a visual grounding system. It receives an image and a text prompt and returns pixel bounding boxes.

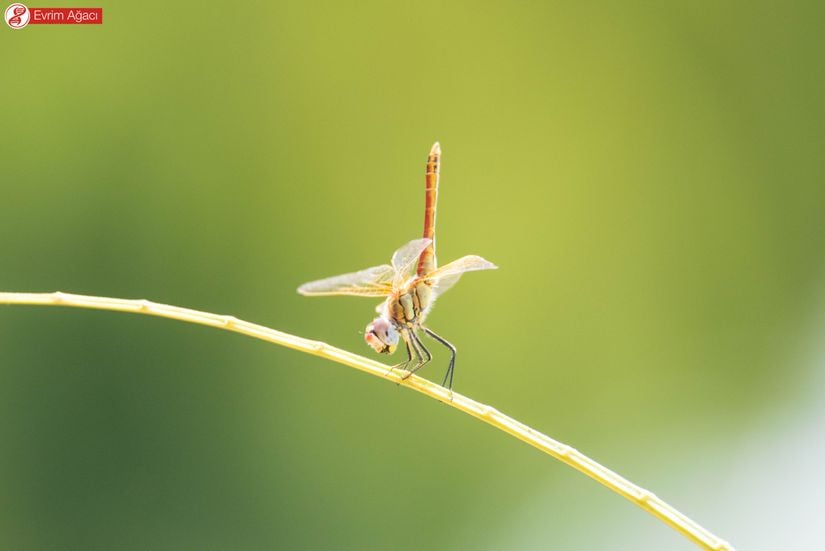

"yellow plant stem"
[0,291,733,550]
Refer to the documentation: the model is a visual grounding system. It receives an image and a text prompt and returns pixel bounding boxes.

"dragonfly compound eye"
[364,317,399,354]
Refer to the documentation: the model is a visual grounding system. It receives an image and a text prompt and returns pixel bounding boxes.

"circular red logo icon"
[5,3,30,29]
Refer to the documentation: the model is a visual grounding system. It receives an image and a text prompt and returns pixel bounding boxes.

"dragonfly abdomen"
[417,142,440,278]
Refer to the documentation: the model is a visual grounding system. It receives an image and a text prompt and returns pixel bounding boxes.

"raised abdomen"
[417,142,440,277]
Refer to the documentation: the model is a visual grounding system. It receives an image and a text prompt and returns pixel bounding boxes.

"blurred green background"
[2,2,824,549]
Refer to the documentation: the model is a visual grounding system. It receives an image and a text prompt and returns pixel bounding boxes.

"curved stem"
[0,291,733,550]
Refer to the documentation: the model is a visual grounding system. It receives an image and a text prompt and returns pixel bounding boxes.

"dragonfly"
[297,142,497,390]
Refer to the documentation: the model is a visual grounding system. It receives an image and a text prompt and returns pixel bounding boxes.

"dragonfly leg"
[422,327,457,390]
[402,331,433,379]
[402,330,432,380]
[389,332,415,376]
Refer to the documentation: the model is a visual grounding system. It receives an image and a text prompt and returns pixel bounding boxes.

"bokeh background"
[2,2,824,549]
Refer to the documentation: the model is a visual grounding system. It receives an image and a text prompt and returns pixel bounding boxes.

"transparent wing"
[431,273,462,297]
[424,255,498,297]
[391,238,433,286]
[297,264,395,297]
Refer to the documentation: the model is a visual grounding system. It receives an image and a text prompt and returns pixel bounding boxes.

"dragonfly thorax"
[365,280,434,356]
[387,280,434,327]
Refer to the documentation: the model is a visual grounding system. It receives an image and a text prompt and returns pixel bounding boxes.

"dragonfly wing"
[425,255,498,298]
[297,264,395,297]
[391,238,433,285]
[431,273,462,297]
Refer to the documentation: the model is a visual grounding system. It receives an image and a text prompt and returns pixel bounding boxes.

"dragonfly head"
[365,317,399,355]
